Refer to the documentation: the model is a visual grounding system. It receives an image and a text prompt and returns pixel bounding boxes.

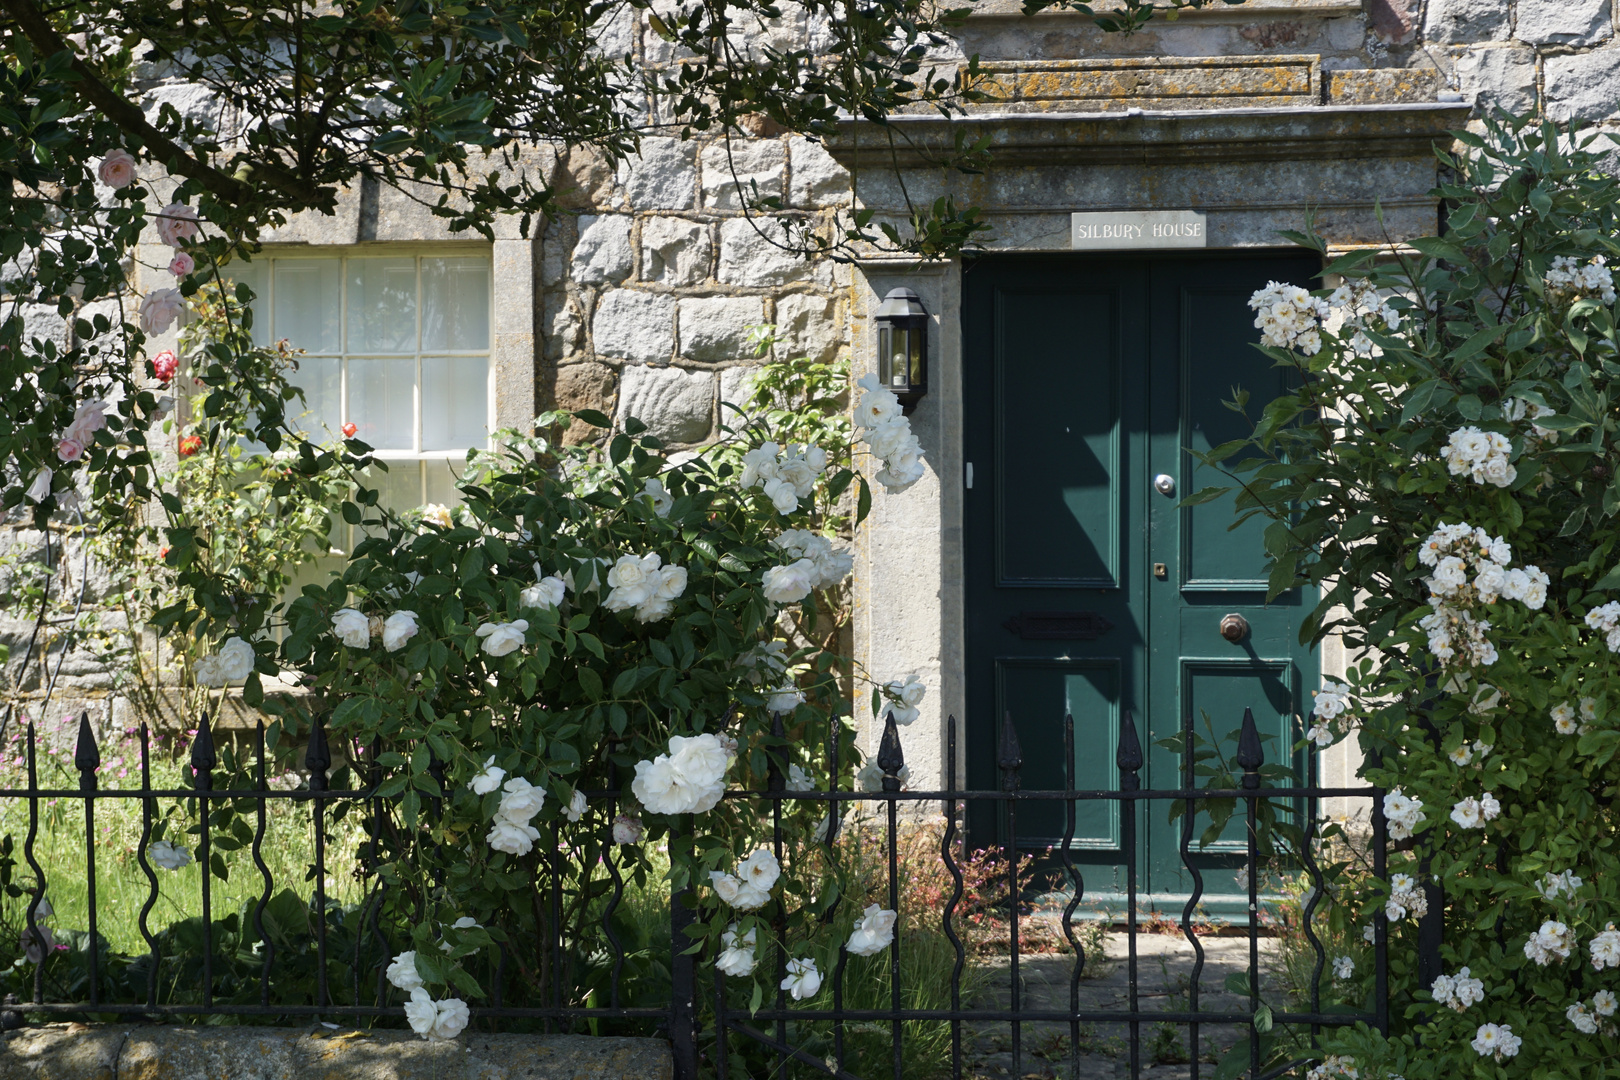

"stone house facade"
[8,0,1619,818]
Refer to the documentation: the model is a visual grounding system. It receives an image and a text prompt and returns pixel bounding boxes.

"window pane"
[223,260,269,347]
[356,462,422,538]
[422,257,490,351]
[288,355,341,438]
[348,357,415,449]
[272,259,342,353]
[424,458,465,507]
[421,356,488,450]
[346,258,418,354]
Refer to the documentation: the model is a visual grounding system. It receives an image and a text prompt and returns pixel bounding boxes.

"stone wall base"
[0,1023,670,1080]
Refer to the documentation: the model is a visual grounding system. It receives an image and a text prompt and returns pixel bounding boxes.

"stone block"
[139,82,225,135]
[259,184,362,245]
[1367,0,1418,44]
[618,364,716,444]
[1546,48,1620,124]
[572,215,635,284]
[1516,0,1612,46]
[588,3,637,59]
[546,361,618,442]
[678,296,766,362]
[772,293,841,362]
[592,289,675,364]
[717,219,810,287]
[788,137,850,208]
[701,140,786,210]
[617,138,698,211]
[1421,0,1510,43]
[1457,46,1537,115]
[541,218,573,286]
[543,293,585,361]
[556,146,618,210]
[641,217,711,286]
[719,365,762,418]
[1326,68,1442,105]
[0,1023,672,1080]
[18,303,69,357]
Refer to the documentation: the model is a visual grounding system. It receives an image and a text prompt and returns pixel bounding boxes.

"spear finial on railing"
[190,714,216,792]
[306,714,331,793]
[74,712,99,792]
[877,710,905,793]
[1117,709,1143,793]
[998,711,1022,793]
[1237,707,1264,790]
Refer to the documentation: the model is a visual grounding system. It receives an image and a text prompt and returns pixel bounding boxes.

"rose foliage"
[1196,116,1620,1074]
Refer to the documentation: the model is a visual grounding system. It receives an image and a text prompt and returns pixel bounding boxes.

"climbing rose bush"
[1201,116,1620,1074]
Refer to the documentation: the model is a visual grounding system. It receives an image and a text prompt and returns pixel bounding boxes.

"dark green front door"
[962,252,1320,915]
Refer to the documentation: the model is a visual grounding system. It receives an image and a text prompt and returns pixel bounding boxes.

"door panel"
[994,287,1124,588]
[964,252,1320,917]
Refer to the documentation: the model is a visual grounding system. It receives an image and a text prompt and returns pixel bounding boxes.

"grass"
[0,722,368,962]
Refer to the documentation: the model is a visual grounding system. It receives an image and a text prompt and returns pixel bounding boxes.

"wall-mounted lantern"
[874,288,927,413]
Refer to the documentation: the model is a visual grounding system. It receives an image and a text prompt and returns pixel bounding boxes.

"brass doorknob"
[1220,614,1249,643]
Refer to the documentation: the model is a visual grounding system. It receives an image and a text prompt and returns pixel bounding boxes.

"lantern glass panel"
[906,322,924,387]
[890,327,912,390]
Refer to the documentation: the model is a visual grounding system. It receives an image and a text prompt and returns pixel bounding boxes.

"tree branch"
[0,0,320,209]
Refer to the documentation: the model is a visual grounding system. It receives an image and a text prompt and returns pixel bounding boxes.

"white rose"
[386,951,424,991]
[468,755,505,795]
[612,813,644,844]
[563,789,588,823]
[24,468,51,504]
[864,417,912,461]
[716,924,757,976]
[149,839,191,870]
[812,545,853,588]
[655,564,688,601]
[497,776,546,824]
[1479,456,1516,488]
[1473,563,1506,602]
[635,596,675,623]
[155,202,200,247]
[486,818,540,855]
[431,998,470,1040]
[737,848,780,893]
[778,457,818,499]
[405,987,438,1037]
[193,653,225,688]
[97,148,137,189]
[605,552,662,610]
[521,573,567,611]
[139,288,186,334]
[767,686,805,713]
[475,619,529,656]
[740,443,782,489]
[846,904,898,956]
[214,636,256,682]
[781,957,822,1001]
[762,559,817,604]
[762,477,801,515]
[632,756,687,815]
[643,477,674,517]
[669,733,730,790]
[382,610,419,652]
[857,388,902,428]
[787,765,815,792]
[331,607,371,648]
[730,880,771,910]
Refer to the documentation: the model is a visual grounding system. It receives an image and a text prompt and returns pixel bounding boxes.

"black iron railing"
[1,706,1386,1080]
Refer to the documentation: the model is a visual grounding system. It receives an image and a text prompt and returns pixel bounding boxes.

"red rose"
[179,435,202,457]
[341,422,357,438]
[150,350,178,383]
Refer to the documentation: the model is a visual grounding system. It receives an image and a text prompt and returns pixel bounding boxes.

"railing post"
[74,713,100,1007]
[878,710,906,1080]
[191,713,217,1009]
[1236,707,1264,1080]
[997,711,1023,1080]
[668,813,698,1080]
[306,714,332,1011]
[1117,710,1143,1080]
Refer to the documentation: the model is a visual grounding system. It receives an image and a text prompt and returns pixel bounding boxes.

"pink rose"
[155,203,199,248]
[151,350,178,383]
[138,288,185,334]
[168,252,195,277]
[56,439,84,463]
[97,149,136,189]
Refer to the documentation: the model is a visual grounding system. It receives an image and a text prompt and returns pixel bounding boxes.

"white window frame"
[234,242,497,506]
